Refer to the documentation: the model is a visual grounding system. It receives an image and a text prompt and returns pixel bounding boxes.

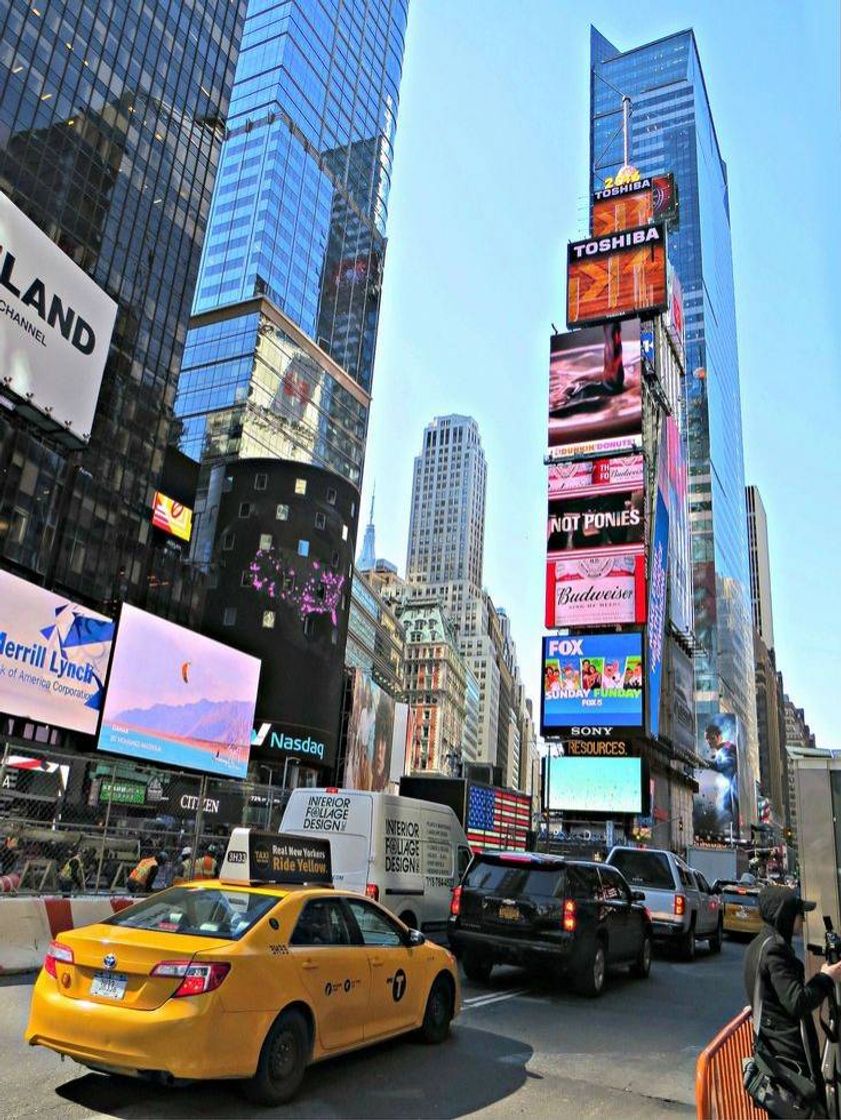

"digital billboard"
[0,189,117,444]
[547,488,644,554]
[548,454,643,498]
[591,174,677,236]
[541,633,644,734]
[646,487,669,740]
[545,552,646,629]
[548,318,642,459]
[545,756,643,814]
[344,671,397,792]
[0,570,114,734]
[151,492,193,542]
[666,416,693,635]
[693,713,748,840]
[567,222,668,328]
[98,604,260,779]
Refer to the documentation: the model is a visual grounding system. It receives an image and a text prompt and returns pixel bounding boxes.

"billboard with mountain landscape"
[97,604,261,778]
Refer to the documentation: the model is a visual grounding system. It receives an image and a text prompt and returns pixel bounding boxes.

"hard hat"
[157,850,170,864]
[180,846,191,858]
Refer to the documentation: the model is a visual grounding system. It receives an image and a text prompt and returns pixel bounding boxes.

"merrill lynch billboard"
[0,189,117,443]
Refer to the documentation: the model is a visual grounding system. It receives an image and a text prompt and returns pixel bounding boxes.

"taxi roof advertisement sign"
[223,828,332,885]
[541,632,644,736]
[567,222,668,328]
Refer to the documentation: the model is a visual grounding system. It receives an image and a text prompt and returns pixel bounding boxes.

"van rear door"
[280,790,373,892]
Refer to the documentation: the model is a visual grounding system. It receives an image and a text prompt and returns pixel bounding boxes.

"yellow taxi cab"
[717,880,762,937]
[25,829,460,1105]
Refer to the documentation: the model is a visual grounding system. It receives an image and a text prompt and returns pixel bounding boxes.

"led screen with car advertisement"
[567,222,668,328]
[545,552,646,629]
[98,604,260,779]
[545,755,643,814]
[548,319,642,459]
[0,189,118,444]
[693,713,748,839]
[541,633,644,734]
[0,569,114,734]
[666,416,693,635]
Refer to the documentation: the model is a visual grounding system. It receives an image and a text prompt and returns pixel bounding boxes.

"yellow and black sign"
[222,827,332,885]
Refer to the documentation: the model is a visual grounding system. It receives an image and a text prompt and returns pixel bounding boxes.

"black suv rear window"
[609,850,674,890]
[464,859,565,898]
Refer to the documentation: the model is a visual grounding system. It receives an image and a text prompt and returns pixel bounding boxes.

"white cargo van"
[280,789,473,935]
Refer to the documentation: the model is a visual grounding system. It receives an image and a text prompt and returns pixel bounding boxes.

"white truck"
[685,845,744,887]
[279,788,472,936]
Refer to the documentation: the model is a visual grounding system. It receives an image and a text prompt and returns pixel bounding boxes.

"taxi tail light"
[365,883,379,901]
[450,885,462,917]
[674,894,686,917]
[151,960,230,997]
[563,899,577,933]
[44,940,74,978]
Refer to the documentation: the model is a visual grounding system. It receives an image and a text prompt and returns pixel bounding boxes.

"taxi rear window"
[722,890,758,907]
[105,888,280,940]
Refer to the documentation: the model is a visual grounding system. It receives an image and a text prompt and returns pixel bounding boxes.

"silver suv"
[605,847,722,960]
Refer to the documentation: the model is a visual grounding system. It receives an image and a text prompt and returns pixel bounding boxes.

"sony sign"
[0,189,117,443]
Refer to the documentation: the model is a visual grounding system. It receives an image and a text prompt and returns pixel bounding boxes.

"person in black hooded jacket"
[744,887,841,1117]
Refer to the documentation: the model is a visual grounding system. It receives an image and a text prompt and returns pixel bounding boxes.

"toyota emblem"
[103,954,117,970]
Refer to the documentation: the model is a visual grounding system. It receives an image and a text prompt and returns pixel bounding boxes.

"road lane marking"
[462,987,529,1009]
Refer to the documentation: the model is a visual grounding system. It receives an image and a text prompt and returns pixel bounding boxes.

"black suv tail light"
[563,898,577,932]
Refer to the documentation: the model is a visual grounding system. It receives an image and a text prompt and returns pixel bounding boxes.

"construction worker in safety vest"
[127,850,169,894]
[193,843,219,879]
[58,850,86,895]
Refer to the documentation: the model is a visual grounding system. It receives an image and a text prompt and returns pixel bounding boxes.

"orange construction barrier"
[696,1006,765,1120]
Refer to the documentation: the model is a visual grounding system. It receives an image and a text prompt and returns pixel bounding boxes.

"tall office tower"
[406,416,487,587]
[176,0,408,506]
[0,2,245,620]
[746,485,775,652]
[590,28,758,769]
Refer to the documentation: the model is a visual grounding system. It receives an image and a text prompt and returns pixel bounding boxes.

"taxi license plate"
[90,971,127,1000]
[498,905,521,921]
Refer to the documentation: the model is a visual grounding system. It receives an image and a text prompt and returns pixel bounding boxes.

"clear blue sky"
[362,0,841,748]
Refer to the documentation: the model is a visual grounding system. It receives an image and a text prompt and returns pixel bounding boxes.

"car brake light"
[151,960,230,997]
[563,899,577,933]
[644,907,653,922]
[44,940,74,978]
[450,885,462,917]
[365,883,379,901]
[325,787,339,794]
[674,894,686,917]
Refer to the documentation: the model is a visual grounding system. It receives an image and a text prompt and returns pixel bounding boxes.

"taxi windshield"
[105,887,280,940]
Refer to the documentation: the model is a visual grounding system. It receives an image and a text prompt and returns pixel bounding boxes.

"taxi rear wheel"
[419,974,454,1044]
[244,1009,309,1105]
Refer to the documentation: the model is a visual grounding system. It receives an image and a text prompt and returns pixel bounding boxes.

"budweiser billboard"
[545,551,646,629]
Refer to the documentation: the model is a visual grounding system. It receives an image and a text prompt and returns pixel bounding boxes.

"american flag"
[466,784,531,851]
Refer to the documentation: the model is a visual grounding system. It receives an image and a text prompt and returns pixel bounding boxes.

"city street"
[0,940,747,1120]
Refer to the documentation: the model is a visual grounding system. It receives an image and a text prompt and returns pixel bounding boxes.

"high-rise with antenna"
[590,27,759,806]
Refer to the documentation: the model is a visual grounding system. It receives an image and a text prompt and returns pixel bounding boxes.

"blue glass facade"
[0,0,245,611]
[177,0,408,479]
[589,28,759,778]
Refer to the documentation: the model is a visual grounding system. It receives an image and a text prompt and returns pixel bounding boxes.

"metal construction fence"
[0,743,287,894]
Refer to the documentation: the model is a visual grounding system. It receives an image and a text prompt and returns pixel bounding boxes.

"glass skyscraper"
[0,1,245,613]
[590,28,759,780]
[175,0,408,504]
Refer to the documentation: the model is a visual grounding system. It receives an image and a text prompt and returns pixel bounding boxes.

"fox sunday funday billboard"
[98,604,261,778]
[541,633,643,736]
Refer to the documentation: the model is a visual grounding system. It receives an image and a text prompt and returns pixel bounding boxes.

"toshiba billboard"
[0,190,117,443]
[567,222,668,328]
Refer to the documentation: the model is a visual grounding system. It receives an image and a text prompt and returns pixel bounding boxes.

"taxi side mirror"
[632,890,646,902]
[405,928,426,948]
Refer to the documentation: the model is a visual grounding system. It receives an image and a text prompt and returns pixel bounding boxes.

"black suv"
[448,851,652,997]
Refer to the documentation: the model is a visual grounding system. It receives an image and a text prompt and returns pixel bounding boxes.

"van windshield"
[609,850,674,890]
[465,859,565,898]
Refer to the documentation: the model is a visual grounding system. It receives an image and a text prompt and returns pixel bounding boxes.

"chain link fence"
[0,743,287,894]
